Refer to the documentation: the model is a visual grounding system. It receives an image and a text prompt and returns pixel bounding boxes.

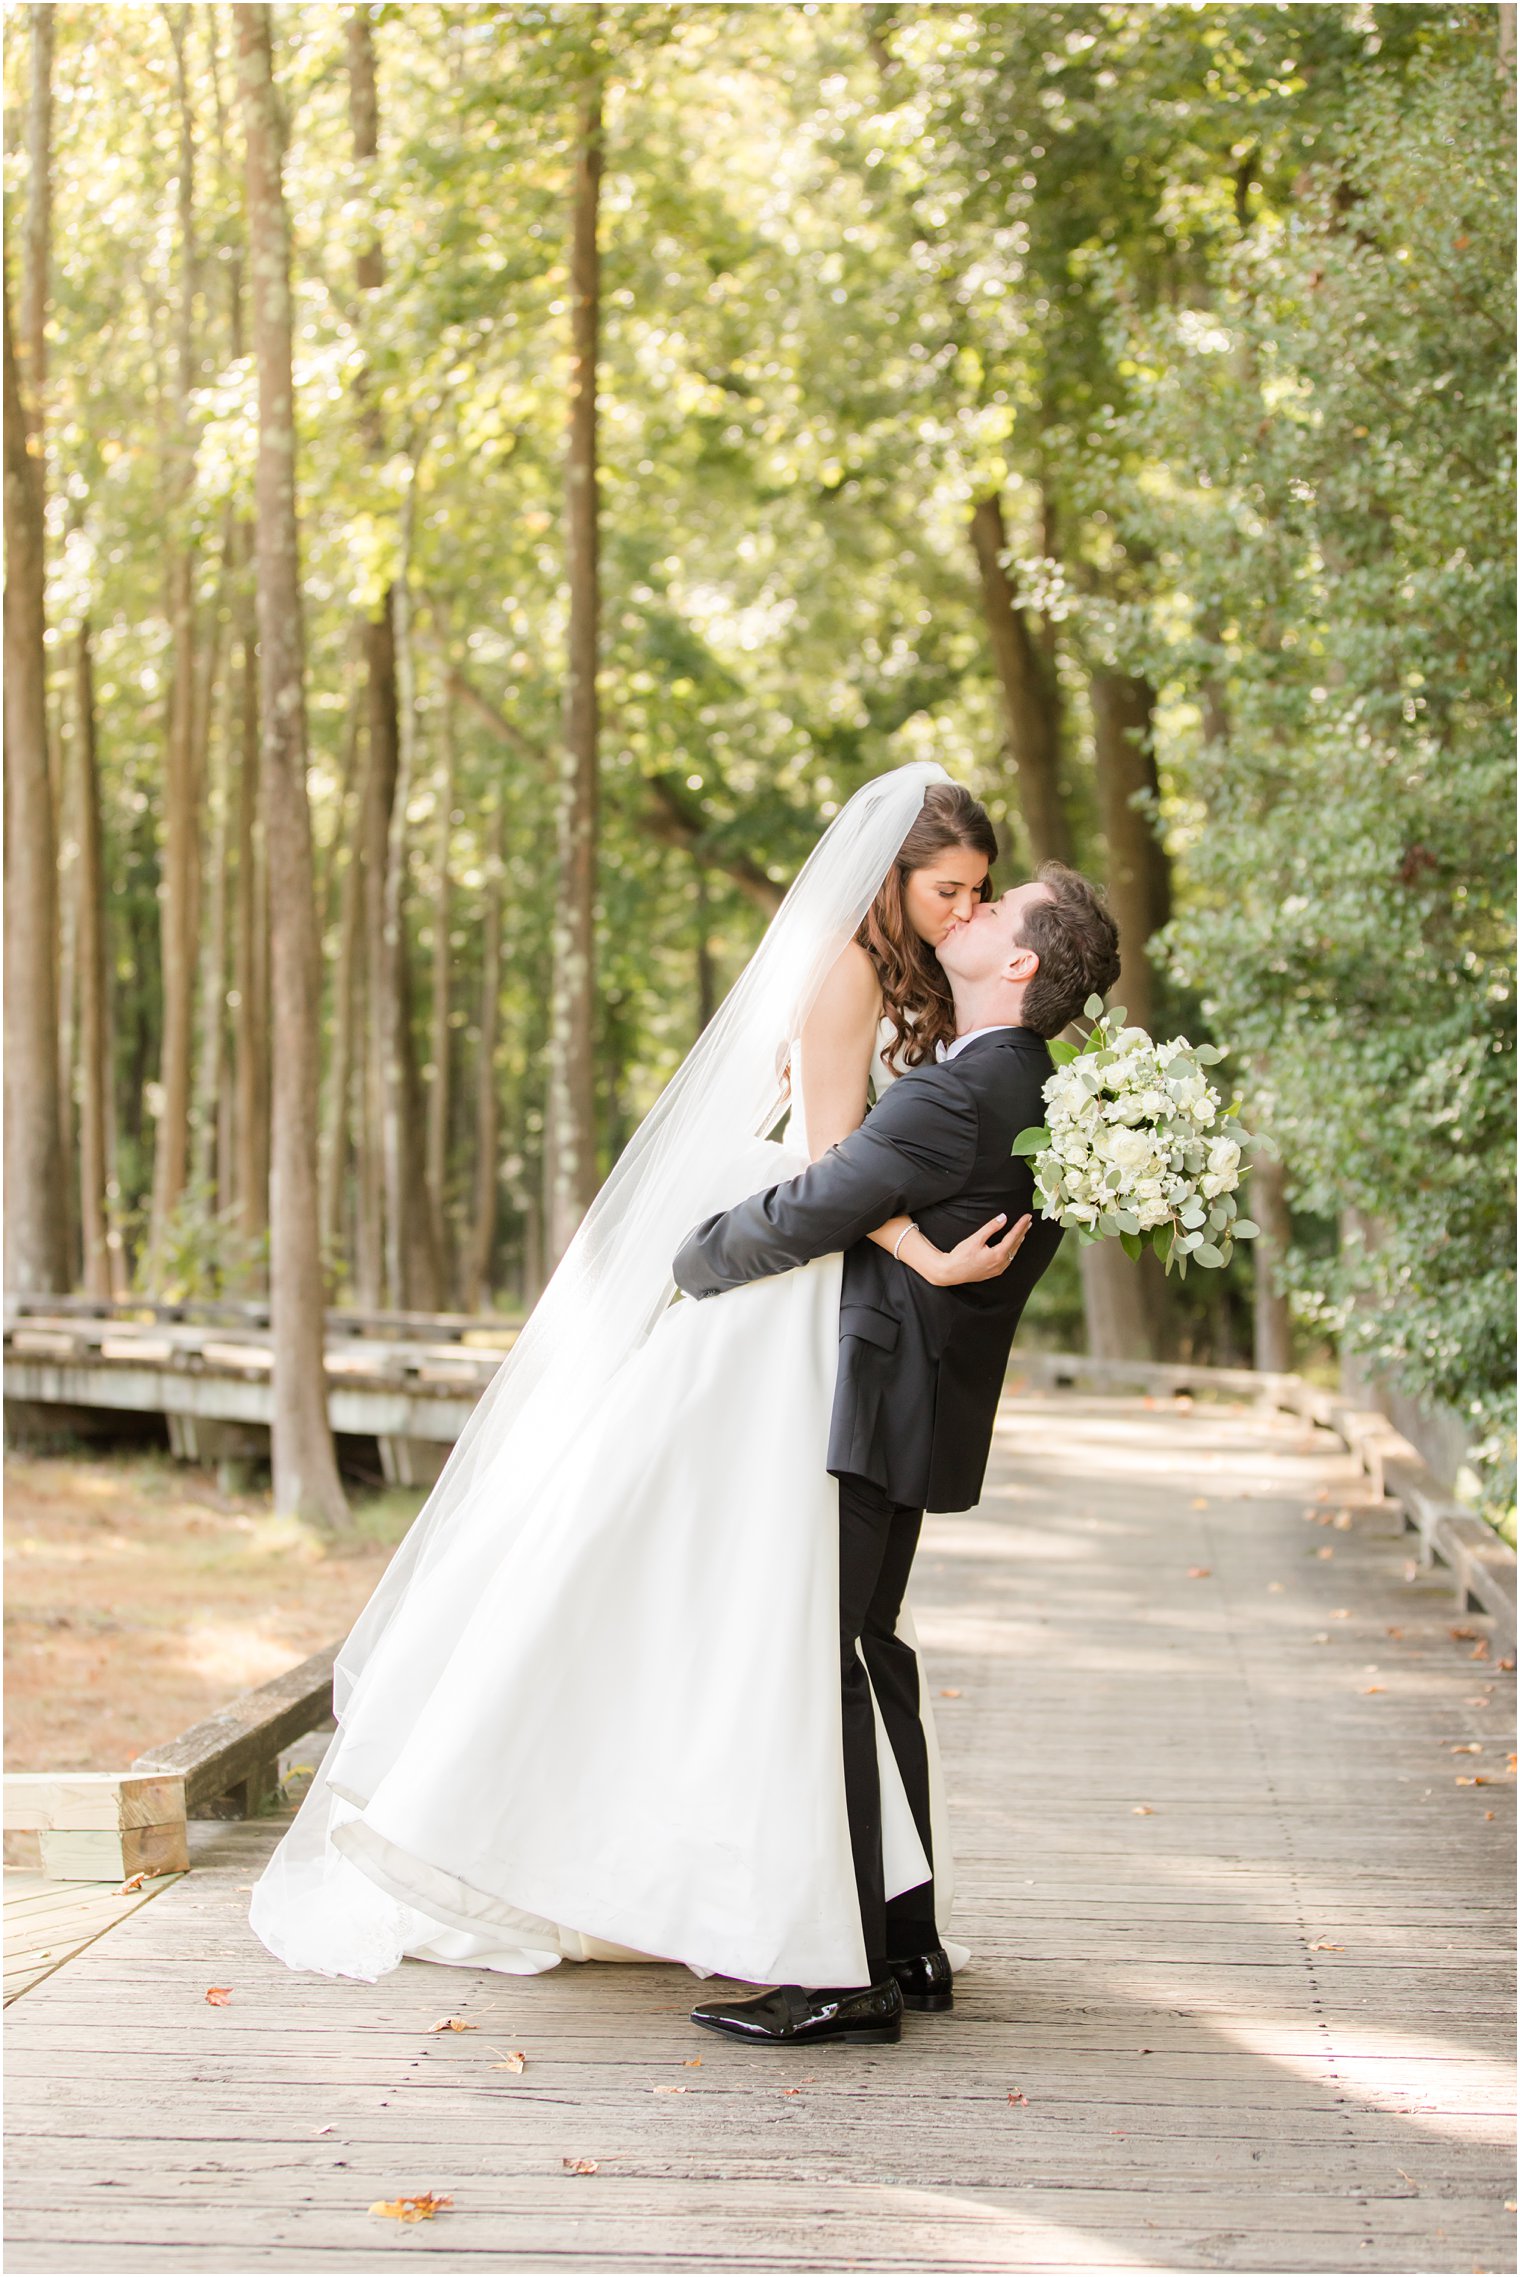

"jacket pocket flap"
[840,1301,900,1352]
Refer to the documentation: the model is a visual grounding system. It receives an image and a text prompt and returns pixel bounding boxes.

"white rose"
[1099,1126,1163,1181]
[1199,1135,1241,1197]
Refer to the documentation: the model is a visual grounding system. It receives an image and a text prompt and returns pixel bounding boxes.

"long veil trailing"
[250,758,951,1978]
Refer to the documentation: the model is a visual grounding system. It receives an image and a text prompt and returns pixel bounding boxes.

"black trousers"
[836,1470,940,1981]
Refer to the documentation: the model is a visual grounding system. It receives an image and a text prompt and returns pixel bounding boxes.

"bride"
[250,761,1020,1993]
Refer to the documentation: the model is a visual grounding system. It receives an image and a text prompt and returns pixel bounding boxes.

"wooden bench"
[3,1645,338,1880]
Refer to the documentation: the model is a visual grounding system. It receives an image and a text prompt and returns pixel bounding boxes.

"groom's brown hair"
[1016,863,1123,1039]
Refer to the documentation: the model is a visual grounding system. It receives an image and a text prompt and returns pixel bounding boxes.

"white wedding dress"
[250,1024,966,1991]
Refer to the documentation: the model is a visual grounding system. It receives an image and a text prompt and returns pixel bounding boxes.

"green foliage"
[1089,21,1516,1513]
[8,4,1511,1500]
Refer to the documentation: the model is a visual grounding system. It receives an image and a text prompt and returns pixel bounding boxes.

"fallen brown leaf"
[652,2084,687,2095]
[1456,1775,1489,1787]
[1331,1609,1351,1620]
[370,2193,452,2222]
[563,2158,598,2176]
[489,2049,526,2072]
[779,2086,801,2097]
[114,1872,148,1895]
[1315,1546,1335,1559]
[938,1687,962,1698]
[312,2125,334,2137]
[1470,1639,1491,1660]
[1450,1625,1479,1641]
[1309,1939,1344,1951]
[204,1987,231,2006]
[1386,1626,1405,1639]
[1361,1685,1385,1694]
[1131,1804,1155,1816]
[430,2016,477,2033]
[1007,2089,1029,2104]
[1187,1566,1211,1579]
[1451,1742,1483,1754]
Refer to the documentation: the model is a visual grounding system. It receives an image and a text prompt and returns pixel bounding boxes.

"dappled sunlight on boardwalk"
[4,1391,1513,2274]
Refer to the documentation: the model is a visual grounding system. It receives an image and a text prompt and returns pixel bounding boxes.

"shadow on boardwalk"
[5,1391,1515,2274]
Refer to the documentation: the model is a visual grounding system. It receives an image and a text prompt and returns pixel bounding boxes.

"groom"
[673,859,1122,2046]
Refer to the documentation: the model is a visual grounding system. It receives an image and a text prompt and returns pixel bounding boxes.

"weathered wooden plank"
[6,1389,1513,2274]
[129,1649,336,1812]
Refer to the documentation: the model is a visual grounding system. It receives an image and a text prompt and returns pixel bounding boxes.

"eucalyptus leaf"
[1011,1126,1050,1157]
[1194,1241,1224,1268]
[1119,1229,1143,1262]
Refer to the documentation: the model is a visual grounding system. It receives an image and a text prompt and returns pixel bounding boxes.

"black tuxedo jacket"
[673,1027,1064,1513]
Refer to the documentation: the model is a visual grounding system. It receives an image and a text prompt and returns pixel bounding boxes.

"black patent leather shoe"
[888,1946,954,2012]
[690,1976,903,2046]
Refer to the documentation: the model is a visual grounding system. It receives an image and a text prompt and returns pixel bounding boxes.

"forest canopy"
[3,2,1514,1522]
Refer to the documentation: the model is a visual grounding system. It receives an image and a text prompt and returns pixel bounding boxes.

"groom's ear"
[1005,940,1039,983]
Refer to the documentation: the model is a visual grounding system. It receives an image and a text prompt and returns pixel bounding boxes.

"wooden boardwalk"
[5,1389,1514,2273]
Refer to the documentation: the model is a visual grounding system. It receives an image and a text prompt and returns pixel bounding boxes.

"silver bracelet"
[891,1221,918,1263]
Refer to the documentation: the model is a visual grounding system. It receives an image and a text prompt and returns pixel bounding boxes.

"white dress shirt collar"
[935,1023,1023,1063]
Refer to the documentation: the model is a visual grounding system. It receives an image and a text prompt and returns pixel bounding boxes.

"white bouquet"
[1013,996,1259,1278]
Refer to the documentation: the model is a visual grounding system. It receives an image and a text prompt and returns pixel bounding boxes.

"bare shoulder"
[811,937,883,1022]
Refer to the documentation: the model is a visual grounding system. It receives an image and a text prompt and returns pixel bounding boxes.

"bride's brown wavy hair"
[856,781,998,1073]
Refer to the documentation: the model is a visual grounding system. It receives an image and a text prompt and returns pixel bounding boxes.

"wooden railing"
[1010,1351,1516,1655]
[5,1353,1511,1880]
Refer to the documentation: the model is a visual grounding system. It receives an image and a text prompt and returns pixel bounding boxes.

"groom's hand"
[930,1212,1033,1288]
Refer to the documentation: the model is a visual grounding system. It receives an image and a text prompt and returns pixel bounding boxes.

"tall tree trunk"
[1085,668,1177,1360]
[56,616,80,1286]
[969,492,1072,867]
[73,618,113,1298]
[192,584,233,1203]
[236,2,347,1526]
[1078,1240,1160,1365]
[463,797,506,1313]
[3,278,68,1292]
[321,715,365,1266]
[1088,669,1171,1036]
[1250,1147,1295,1374]
[231,566,269,1269]
[545,49,604,1268]
[345,5,436,1311]
[382,458,444,1311]
[20,6,52,424]
[695,856,716,1033]
[149,6,203,1276]
[426,645,455,1268]
[359,596,398,1305]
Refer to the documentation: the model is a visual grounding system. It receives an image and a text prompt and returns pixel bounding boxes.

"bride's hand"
[929,1213,1033,1287]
